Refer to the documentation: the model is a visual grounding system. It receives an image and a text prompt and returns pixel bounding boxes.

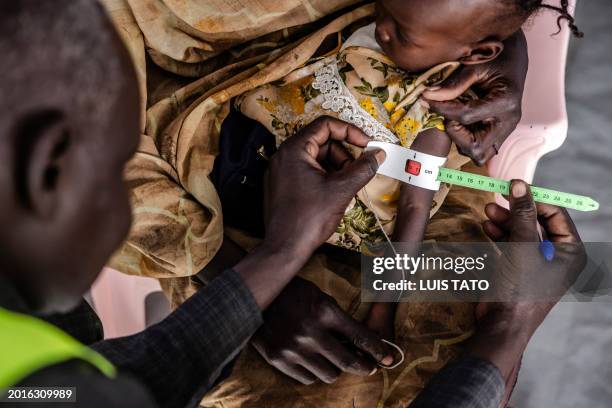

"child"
[231,0,582,248]
[207,0,581,406]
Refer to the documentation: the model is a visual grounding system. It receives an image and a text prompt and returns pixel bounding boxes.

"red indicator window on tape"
[405,160,421,176]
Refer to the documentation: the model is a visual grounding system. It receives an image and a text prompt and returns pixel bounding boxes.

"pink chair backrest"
[488,0,575,199]
[90,267,166,338]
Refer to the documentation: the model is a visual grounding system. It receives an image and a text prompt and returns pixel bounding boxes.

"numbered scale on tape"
[366,141,599,212]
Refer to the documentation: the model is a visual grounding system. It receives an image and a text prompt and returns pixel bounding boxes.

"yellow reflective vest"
[0,307,116,388]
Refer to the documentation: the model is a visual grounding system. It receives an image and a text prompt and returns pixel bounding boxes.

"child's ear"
[460,40,504,65]
[13,109,73,219]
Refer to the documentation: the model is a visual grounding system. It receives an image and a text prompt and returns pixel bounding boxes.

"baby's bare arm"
[367,128,452,339]
[394,127,452,243]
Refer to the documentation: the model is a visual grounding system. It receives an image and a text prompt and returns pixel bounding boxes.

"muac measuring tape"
[358,141,590,366]
[366,141,599,212]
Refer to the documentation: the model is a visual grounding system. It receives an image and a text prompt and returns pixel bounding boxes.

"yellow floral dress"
[236,45,473,251]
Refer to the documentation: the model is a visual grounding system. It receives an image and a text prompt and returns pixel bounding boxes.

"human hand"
[235,117,385,310]
[252,277,394,384]
[481,180,586,313]
[466,180,585,381]
[422,30,528,166]
[364,302,396,341]
[262,116,385,261]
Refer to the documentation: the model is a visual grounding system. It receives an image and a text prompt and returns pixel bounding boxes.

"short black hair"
[0,0,129,135]
[510,0,584,38]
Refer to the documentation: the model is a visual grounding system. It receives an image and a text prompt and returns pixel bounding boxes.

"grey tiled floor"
[511,1,612,406]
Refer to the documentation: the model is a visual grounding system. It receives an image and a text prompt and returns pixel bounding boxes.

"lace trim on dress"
[312,62,399,144]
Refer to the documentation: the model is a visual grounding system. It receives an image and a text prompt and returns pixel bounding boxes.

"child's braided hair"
[514,0,584,38]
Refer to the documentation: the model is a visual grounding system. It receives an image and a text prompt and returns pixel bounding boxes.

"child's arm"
[366,128,452,339]
[394,127,452,243]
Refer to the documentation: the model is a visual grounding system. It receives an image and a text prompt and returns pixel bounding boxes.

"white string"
[362,186,407,370]
[380,339,405,369]
[361,185,406,302]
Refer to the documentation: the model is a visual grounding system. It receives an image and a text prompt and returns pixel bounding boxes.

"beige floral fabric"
[100,1,493,406]
[102,0,373,290]
[126,0,359,76]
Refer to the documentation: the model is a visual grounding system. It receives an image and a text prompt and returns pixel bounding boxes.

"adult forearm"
[411,303,530,408]
[409,356,505,408]
[199,233,314,310]
[234,241,312,310]
[92,269,263,408]
[196,235,247,284]
[464,305,540,381]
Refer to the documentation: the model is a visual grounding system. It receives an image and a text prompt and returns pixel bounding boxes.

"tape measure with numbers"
[437,168,599,212]
[367,141,600,212]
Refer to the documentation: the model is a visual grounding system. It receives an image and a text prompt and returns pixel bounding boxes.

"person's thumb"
[422,67,479,102]
[330,149,385,199]
[508,180,540,242]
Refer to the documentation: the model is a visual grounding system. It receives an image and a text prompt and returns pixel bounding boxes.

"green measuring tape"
[437,168,599,212]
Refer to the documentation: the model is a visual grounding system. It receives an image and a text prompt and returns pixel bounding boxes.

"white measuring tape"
[365,141,447,191]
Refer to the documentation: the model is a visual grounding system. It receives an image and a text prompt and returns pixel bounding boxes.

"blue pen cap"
[539,240,555,262]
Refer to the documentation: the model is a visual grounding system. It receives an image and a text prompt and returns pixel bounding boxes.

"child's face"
[375,0,509,72]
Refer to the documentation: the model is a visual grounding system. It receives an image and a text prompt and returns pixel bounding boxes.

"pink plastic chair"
[90,2,575,339]
[488,0,575,205]
[90,268,169,338]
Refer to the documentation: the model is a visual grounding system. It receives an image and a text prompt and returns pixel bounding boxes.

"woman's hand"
[423,30,528,166]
